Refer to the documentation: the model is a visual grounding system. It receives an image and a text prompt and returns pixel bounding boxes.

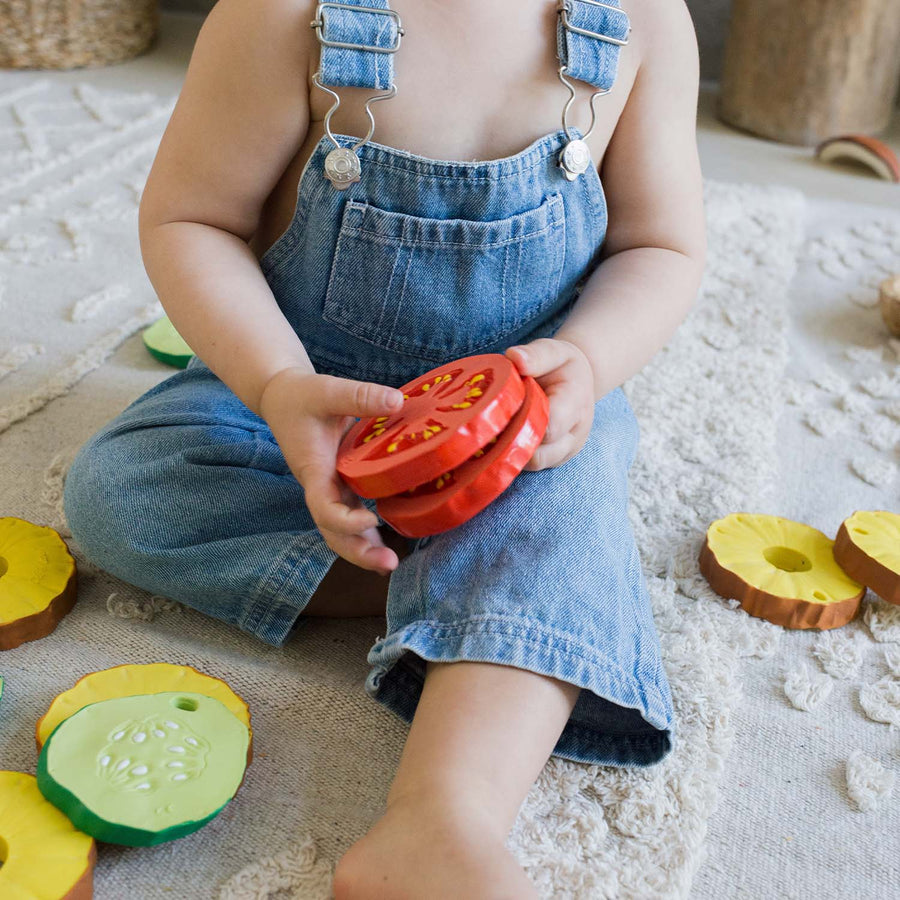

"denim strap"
[315,1,628,93]
[315,0,400,90]
[556,0,631,91]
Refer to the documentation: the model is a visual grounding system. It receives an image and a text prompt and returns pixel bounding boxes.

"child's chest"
[251,0,636,263]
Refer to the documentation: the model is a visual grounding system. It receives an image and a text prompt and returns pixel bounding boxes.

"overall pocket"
[322,192,567,362]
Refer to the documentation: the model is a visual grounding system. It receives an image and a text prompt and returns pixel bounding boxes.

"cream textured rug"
[692,200,900,900]
[1,77,806,899]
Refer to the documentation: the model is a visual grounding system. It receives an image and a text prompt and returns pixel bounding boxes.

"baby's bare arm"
[555,0,707,399]
[138,0,317,416]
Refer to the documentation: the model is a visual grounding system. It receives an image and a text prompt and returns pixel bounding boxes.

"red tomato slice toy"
[376,375,549,537]
[336,354,527,498]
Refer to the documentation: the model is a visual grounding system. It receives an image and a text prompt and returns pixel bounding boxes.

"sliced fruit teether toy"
[699,513,866,629]
[37,691,250,847]
[377,375,550,537]
[337,354,527,498]
[36,662,253,764]
[0,770,96,900]
[142,315,195,368]
[1,517,77,651]
[833,510,900,605]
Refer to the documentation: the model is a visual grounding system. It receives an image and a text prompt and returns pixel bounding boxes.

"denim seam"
[370,617,674,737]
[259,177,330,276]
[349,155,555,183]
[377,242,402,337]
[374,613,661,708]
[337,216,564,250]
[243,531,335,638]
[500,239,510,329]
[310,339,428,371]
[385,655,669,744]
[310,286,573,366]
[329,129,575,178]
[245,438,272,471]
[325,297,567,361]
[323,212,567,360]
[387,220,417,345]
[346,193,563,220]
[553,213,567,301]
[379,662,672,768]
[583,163,608,245]
[583,165,600,238]
[559,722,672,768]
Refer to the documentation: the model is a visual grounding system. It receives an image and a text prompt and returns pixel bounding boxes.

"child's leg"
[334,657,580,900]
[63,359,412,641]
[387,659,581,829]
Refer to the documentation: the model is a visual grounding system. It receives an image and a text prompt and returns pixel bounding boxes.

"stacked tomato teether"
[336,354,549,537]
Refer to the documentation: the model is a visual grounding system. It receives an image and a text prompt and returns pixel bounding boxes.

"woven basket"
[1,0,159,69]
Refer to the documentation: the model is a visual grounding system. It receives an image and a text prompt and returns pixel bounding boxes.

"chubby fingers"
[319,522,399,575]
[299,461,378,535]
[540,380,582,443]
[302,467,400,573]
[506,341,577,436]
[505,338,576,378]
[523,429,577,471]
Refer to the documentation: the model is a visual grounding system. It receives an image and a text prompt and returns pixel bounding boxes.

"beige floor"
[695,91,899,211]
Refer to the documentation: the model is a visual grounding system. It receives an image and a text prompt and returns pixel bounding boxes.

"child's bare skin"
[250,0,635,265]
[333,659,582,900]
[137,1,704,896]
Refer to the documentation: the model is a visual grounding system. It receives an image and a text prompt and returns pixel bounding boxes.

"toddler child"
[64,0,706,896]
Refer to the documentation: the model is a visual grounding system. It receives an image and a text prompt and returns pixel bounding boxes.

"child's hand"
[259,367,405,575]
[504,339,595,471]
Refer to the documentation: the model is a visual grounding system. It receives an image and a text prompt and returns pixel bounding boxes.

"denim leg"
[63,364,344,647]
[365,387,675,767]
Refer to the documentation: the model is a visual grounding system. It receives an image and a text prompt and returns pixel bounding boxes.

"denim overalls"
[64,0,676,767]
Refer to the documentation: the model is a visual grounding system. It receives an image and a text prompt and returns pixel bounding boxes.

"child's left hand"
[503,338,595,471]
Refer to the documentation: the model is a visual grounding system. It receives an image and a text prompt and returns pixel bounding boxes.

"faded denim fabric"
[63,0,675,767]
[315,0,629,93]
[557,0,630,91]
[316,0,400,90]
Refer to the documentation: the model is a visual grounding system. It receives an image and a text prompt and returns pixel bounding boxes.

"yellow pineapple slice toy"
[699,513,866,629]
[0,770,96,899]
[0,517,77,650]
[833,510,900,606]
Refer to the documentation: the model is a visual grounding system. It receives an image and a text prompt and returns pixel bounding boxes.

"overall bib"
[64,0,676,767]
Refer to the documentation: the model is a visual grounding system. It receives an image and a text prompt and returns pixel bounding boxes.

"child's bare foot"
[332,793,538,900]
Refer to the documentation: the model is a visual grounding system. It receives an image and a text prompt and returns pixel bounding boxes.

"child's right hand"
[258,366,405,575]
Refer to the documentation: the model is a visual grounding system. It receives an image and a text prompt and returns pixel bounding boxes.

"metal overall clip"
[556,0,630,181]
[310,2,404,190]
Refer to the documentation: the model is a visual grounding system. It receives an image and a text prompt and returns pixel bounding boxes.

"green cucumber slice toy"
[143,316,194,368]
[37,691,249,846]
